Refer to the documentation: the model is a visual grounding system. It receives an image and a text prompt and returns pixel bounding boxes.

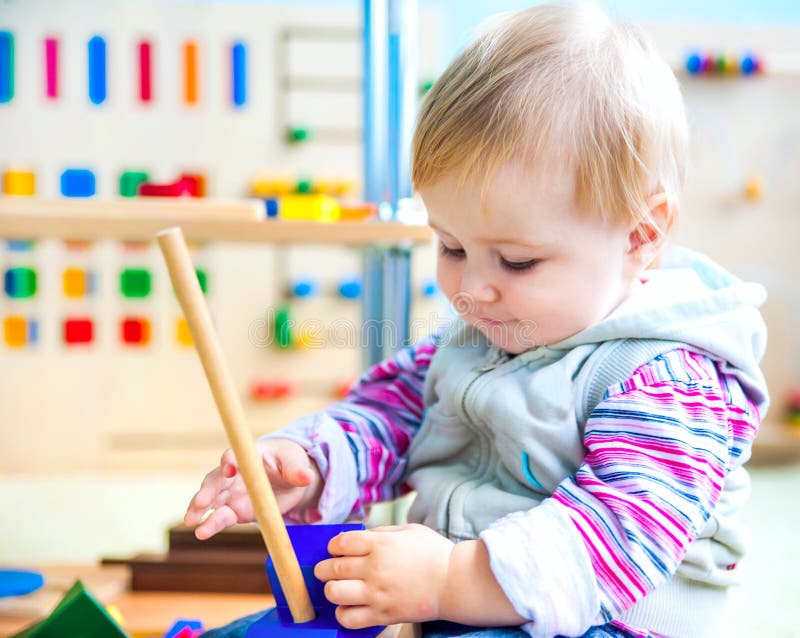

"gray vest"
[405,321,747,636]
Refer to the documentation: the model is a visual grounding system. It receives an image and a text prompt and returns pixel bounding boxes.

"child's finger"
[184,486,216,525]
[184,504,205,527]
[328,530,371,557]
[277,448,313,486]
[323,578,370,607]
[219,449,237,478]
[314,555,367,582]
[368,525,405,533]
[334,605,377,631]
[194,505,237,540]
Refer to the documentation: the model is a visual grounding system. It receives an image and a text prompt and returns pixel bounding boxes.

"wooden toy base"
[102,524,270,594]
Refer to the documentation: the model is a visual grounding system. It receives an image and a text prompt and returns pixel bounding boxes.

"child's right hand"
[184,438,323,540]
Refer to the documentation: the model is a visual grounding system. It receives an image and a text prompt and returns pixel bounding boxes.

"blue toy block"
[7,240,34,252]
[88,36,107,105]
[60,169,96,197]
[246,524,385,638]
[27,319,39,344]
[292,277,319,298]
[164,618,203,638]
[0,569,44,597]
[337,277,362,300]
[0,31,14,104]
[232,42,247,107]
[264,198,279,218]
[421,277,438,298]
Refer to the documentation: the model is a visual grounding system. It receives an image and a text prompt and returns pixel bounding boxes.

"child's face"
[420,161,641,354]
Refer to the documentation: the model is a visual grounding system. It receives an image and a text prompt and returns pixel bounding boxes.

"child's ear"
[627,193,673,268]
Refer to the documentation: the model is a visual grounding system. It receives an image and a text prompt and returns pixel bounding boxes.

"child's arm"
[314,523,526,629]
[185,334,438,536]
[479,350,760,635]
[261,334,438,523]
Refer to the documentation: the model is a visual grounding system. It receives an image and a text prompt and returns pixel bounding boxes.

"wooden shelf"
[0,198,433,245]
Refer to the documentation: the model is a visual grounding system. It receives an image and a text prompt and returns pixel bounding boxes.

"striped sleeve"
[264,334,437,523]
[480,349,761,637]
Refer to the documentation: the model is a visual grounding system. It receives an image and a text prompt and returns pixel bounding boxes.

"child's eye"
[499,258,539,273]
[439,243,466,259]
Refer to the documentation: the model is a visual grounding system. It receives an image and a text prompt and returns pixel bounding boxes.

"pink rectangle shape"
[45,37,58,99]
[138,39,152,103]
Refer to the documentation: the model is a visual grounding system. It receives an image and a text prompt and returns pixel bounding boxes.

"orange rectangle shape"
[183,40,198,105]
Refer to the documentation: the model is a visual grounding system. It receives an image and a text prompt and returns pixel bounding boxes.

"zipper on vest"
[474,347,511,372]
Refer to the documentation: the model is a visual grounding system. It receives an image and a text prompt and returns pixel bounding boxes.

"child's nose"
[459,270,500,304]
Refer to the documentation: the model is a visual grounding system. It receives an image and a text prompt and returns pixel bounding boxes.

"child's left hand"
[314,523,455,629]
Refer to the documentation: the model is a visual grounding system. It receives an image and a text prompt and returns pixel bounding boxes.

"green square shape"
[195,268,208,294]
[5,266,37,298]
[120,268,151,298]
[119,170,149,197]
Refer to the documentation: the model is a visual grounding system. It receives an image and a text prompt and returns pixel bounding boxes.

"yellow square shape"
[176,318,193,346]
[3,170,36,196]
[63,268,87,298]
[4,316,27,347]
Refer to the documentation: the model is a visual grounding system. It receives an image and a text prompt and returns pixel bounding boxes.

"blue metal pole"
[362,0,390,367]
[383,0,417,353]
[363,0,389,205]
[388,0,418,207]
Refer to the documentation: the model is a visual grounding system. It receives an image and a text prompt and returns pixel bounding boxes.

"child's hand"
[184,438,323,540]
[314,524,455,628]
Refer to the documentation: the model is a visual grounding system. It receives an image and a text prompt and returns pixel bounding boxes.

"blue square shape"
[247,524,385,638]
[60,169,96,198]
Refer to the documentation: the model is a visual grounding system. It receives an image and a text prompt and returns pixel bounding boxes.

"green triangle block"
[11,580,128,638]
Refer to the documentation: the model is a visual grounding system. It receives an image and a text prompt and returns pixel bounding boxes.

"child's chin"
[477,326,537,354]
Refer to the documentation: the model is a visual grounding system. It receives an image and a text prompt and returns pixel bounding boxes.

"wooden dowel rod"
[156,226,315,624]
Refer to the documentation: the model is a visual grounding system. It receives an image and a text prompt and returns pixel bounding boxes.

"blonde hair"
[411,2,688,230]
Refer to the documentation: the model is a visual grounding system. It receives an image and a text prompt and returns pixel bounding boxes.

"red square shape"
[121,317,150,345]
[64,318,93,344]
